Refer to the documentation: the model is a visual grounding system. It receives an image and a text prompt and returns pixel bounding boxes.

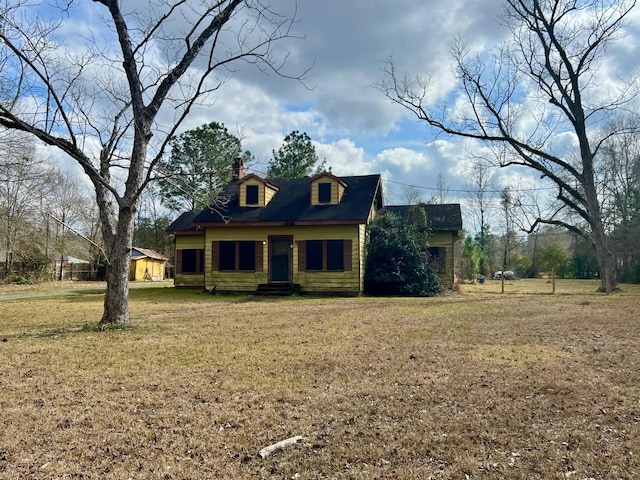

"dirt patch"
[37,327,86,338]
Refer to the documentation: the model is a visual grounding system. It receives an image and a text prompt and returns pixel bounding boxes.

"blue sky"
[33,0,640,230]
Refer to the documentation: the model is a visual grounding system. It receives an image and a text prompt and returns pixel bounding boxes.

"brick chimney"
[232,157,245,180]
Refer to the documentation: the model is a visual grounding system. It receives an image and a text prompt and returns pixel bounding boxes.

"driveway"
[0,280,172,301]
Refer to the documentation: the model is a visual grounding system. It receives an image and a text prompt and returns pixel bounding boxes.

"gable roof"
[237,173,279,190]
[131,247,167,261]
[309,171,348,187]
[193,174,383,226]
[165,209,204,234]
[378,204,463,233]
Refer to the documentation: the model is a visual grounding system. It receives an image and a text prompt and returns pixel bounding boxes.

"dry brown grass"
[1,279,639,479]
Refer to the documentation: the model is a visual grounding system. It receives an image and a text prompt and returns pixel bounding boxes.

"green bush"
[364,213,440,296]
[10,274,33,285]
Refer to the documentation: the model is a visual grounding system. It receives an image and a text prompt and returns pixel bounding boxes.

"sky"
[33,1,640,230]
[171,0,511,204]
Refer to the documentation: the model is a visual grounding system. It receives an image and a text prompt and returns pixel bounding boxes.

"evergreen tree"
[159,122,251,212]
[461,235,482,281]
[267,131,323,178]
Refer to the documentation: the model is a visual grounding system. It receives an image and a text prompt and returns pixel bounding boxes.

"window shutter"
[298,240,306,272]
[211,241,220,271]
[343,239,352,271]
[195,249,203,273]
[176,249,183,274]
[255,241,263,272]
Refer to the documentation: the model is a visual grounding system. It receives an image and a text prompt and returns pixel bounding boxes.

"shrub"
[10,274,33,285]
[364,213,440,296]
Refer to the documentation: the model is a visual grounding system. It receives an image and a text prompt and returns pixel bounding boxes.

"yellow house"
[166,159,462,294]
[129,247,167,281]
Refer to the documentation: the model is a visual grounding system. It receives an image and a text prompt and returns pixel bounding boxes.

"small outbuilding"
[55,255,93,281]
[129,247,167,281]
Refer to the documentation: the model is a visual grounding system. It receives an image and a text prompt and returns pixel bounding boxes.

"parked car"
[493,270,517,280]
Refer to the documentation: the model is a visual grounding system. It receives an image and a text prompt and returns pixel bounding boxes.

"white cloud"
[315,139,368,176]
[18,0,640,224]
[373,148,433,173]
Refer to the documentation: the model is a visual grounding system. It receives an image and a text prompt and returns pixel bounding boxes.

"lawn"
[0,279,639,479]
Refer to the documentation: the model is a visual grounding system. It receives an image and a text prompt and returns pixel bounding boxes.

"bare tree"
[427,172,450,204]
[0,132,49,276]
[0,1,306,323]
[499,187,517,270]
[598,115,640,277]
[465,154,498,276]
[44,168,93,279]
[379,0,639,291]
[511,180,555,276]
[401,184,425,205]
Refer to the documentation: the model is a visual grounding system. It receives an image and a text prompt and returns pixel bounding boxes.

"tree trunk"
[100,206,136,324]
[101,246,131,324]
[592,225,618,293]
[583,165,619,292]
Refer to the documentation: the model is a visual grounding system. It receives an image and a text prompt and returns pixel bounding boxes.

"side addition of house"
[378,204,463,288]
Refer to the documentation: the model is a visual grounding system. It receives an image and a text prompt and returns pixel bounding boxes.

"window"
[306,240,324,271]
[219,242,236,271]
[246,184,259,205]
[302,239,350,271]
[217,241,257,271]
[238,241,256,270]
[326,240,344,270]
[318,182,332,203]
[177,249,203,274]
[428,247,447,274]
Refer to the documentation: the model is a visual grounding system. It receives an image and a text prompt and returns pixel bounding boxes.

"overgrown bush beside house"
[364,212,440,296]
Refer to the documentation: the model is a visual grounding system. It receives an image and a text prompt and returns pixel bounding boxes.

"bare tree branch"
[378,0,638,291]
[0,0,307,322]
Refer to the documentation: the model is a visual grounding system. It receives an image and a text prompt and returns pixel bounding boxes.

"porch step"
[255,283,301,296]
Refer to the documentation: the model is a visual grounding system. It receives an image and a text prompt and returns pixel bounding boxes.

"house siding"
[358,223,367,292]
[429,231,456,288]
[174,234,205,288]
[204,224,362,293]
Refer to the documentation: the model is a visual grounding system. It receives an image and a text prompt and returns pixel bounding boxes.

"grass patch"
[0,279,639,479]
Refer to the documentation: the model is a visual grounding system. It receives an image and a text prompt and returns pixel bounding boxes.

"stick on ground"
[258,435,304,459]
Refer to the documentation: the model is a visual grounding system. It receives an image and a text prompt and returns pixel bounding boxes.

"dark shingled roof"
[193,174,383,225]
[165,209,204,233]
[379,204,463,232]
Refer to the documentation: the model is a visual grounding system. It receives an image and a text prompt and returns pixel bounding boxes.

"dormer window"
[237,174,279,207]
[309,172,347,206]
[246,185,259,205]
[318,182,332,203]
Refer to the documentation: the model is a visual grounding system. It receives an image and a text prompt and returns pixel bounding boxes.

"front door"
[269,236,292,283]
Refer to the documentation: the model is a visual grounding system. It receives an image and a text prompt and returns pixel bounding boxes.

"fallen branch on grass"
[258,435,304,459]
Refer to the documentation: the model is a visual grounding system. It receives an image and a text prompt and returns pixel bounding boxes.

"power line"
[382,178,560,195]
